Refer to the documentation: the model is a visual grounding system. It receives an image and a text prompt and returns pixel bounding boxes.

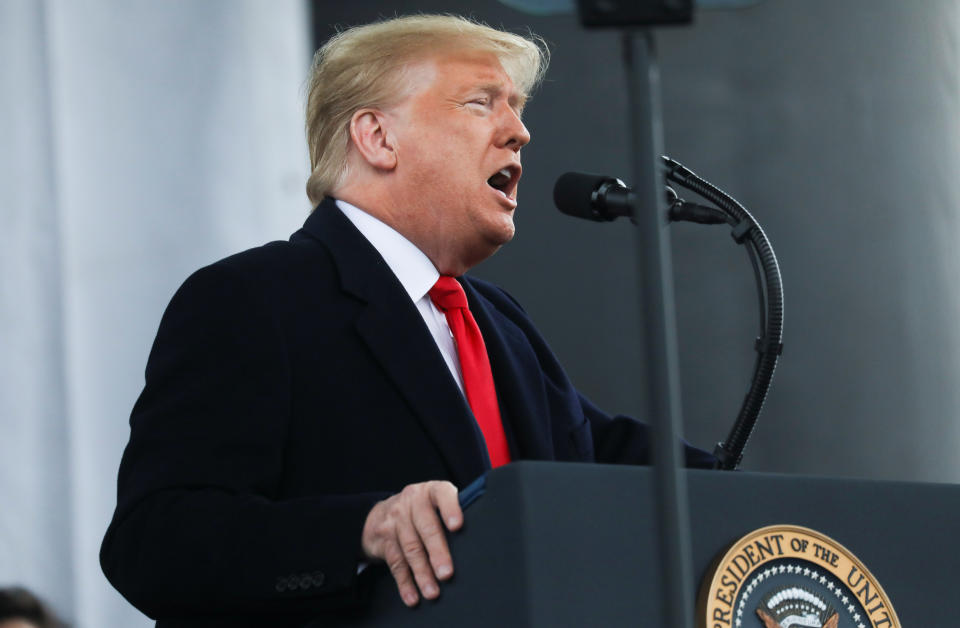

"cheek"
[419,145,477,191]
[411,138,457,179]
[399,120,485,192]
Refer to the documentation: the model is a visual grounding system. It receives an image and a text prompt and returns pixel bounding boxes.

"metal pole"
[622,30,695,628]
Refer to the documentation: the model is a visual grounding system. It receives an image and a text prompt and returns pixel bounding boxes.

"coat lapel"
[297,200,488,487]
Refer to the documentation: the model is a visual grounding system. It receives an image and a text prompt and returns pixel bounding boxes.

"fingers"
[432,481,464,534]
[423,482,461,581]
[400,507,440,600]
[360,480,463,607]
[382,537,419,607]
[410,495,453,583]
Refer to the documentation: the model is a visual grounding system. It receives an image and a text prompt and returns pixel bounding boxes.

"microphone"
[553,172,635,221]
[554,171,729,226]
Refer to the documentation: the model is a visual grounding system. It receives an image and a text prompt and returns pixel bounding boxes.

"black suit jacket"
[101,198,712,625]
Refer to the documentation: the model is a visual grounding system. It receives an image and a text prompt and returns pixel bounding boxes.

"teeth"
[488,167,513,191]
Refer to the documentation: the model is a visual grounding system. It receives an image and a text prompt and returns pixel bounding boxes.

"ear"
[348,108,398,171]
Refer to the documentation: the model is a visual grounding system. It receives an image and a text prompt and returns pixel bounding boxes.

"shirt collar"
[335,199,439,302]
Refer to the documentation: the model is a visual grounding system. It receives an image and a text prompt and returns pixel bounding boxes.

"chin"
[489,211,516,243]
[485,226,515,249]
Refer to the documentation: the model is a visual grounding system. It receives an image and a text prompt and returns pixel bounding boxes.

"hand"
[361,481,463,607]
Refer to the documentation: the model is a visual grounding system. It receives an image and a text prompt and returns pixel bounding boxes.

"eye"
[469,97,491,107]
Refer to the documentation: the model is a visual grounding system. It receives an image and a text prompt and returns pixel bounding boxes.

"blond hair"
[304,14,548,205]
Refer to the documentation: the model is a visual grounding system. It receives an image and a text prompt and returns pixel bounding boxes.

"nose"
[499,107,531,151]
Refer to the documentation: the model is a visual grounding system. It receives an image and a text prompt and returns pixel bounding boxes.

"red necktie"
[429,277,511,468]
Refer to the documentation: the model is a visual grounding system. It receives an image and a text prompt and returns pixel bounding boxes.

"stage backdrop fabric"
[0,1,311,625]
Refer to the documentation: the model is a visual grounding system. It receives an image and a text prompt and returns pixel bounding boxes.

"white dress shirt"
[336,199,465,396]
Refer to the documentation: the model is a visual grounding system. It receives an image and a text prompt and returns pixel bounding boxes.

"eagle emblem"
[755,586,839,628]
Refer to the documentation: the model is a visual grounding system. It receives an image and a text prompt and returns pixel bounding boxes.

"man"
[101,14,712,627]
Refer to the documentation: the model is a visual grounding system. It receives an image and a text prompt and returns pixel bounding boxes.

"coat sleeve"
[579,392,716,468]
[100,263,387,619]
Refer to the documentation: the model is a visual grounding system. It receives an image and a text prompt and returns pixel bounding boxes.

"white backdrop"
[0,1,311,625]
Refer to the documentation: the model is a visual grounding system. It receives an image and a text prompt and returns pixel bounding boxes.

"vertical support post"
[622,30,695,628]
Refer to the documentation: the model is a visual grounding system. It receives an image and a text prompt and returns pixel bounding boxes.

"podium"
[315,461,959,626]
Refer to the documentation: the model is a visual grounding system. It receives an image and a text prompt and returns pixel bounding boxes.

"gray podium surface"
[316,462,958,626]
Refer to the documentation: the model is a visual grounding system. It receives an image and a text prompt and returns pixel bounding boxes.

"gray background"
[314,0,960,483]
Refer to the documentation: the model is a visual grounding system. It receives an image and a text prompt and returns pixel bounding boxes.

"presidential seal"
[698,525,899,628]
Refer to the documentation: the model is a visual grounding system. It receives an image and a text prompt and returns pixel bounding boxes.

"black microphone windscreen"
[553,172,613,219]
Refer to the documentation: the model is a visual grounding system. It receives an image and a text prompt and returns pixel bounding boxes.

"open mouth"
[486,163,521,201]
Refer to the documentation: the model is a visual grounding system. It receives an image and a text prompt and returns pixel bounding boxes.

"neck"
[335,185,476,276]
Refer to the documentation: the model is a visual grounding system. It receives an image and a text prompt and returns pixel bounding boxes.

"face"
[385,50,531,275]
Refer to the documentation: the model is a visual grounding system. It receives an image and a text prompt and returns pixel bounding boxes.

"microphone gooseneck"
[552,160,784,471]
[661,155,783,471]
